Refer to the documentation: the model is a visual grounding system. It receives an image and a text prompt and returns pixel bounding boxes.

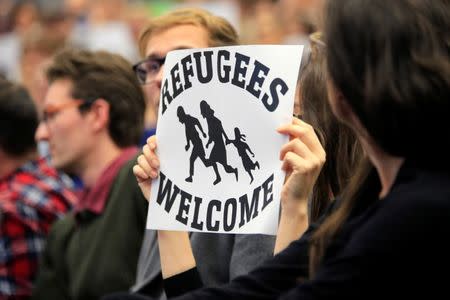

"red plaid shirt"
[0,158,77,299]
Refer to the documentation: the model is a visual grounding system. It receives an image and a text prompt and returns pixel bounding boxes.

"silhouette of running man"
[228,127,260,183]
[200,100,238,185]
[177,106,208,182]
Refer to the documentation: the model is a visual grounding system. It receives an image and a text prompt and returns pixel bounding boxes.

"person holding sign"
[128,40,362,299]
[105,8,277,300]
[128,0,450,299]
[119,23,364,298]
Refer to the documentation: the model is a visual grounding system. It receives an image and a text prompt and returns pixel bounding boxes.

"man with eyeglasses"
[0,77,76,299]
[132,6,234,147]
[103,7,275,300]
[31,49,148,300]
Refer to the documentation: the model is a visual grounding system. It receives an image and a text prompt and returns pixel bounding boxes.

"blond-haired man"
[104,8,275,300]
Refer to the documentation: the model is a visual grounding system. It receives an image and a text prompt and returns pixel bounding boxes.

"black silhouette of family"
[177,100,260,185]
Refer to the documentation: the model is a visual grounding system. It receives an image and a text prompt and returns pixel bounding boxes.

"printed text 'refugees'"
[161,49,288,114]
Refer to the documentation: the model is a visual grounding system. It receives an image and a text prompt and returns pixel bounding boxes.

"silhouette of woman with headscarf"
[228,127,260,183]
[200,100,238,185]
[177,106,208,182]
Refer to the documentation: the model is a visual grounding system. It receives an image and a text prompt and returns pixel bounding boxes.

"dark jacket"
[32,158,148,300]
[161,161,450,299]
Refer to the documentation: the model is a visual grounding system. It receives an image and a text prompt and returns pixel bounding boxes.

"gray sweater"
[131,230,276,299]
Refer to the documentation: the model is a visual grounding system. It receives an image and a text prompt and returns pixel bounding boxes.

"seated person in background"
[31,48,148,300]
[0,77,77,299]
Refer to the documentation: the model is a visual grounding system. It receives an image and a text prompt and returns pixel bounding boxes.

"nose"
[35,121,50,142]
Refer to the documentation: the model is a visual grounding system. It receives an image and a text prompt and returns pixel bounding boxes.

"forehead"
[145,24,210,58]
[44,78,73,106]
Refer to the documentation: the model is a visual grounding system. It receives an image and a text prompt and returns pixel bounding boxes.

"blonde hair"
[138,7,239,57]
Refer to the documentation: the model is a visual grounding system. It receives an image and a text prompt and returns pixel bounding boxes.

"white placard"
[147,45,303,235]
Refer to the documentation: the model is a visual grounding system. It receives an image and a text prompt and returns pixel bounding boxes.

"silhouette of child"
[228,127,260,183]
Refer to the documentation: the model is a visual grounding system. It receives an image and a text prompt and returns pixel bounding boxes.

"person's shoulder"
[371,167,450,235]
[45,213,77,245]
[18,158,76,194]
[390,167,450,211]
[37,214,77,259]
[115,153,140,183]
[110,153,147,206]
[343,169,450,265]
[50,213,76,231]
[121,152,140,170]
[0,159,75,217]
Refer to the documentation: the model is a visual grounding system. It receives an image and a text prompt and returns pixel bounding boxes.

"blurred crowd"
[0,0,322,116]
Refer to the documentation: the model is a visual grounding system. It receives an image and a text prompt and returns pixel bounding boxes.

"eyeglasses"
[132,56,166,85]
[42,99,94,123]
